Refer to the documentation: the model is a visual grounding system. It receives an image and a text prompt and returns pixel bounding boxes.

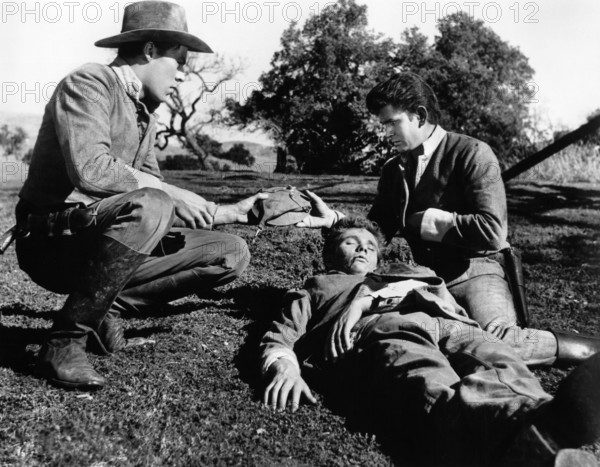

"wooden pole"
[502,113,600,182]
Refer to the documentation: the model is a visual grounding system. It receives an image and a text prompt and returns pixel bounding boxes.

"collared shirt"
[109,56,142,102]
[414,125,447,186]
[109,57,155,142]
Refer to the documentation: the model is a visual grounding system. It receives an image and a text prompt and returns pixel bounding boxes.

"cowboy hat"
[95,1,212,53]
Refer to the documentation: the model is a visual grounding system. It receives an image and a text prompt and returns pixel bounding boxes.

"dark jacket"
[368,131,509,266]
[260,263,476,373]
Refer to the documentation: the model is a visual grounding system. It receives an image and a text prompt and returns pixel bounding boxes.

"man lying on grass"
[260,217,600,466]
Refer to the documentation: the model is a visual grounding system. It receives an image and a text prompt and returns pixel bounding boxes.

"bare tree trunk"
[184,131,211,171]
[275,146,287,173]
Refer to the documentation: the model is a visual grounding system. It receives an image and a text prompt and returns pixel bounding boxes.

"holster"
[2,203,98,255]
[26,203,97,237]
[497,247,530,327]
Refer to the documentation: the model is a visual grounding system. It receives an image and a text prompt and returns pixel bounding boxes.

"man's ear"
[142,41,156,61]
[416,106,429,127]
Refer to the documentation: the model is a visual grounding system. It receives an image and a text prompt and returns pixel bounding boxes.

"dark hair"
[117,40,181,59]
[366,72,441,125]
[322,216,384,270]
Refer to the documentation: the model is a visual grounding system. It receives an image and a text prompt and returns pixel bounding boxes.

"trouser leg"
[445,262,517,332]
[18,188,175,388]
[116,227,250,314]
[16,188,175,293]
[444,260,560,368]
[351,312,550,465]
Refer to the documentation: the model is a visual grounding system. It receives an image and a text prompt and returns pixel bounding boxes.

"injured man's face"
[332,228,379,275]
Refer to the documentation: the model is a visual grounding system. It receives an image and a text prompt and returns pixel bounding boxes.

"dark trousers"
[16,188,250,313]
[341,312,551,465]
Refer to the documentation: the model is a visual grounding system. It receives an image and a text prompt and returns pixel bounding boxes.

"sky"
[1,0,599,143]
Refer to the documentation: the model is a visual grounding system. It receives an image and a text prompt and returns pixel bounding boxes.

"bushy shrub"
[159,155,201,171]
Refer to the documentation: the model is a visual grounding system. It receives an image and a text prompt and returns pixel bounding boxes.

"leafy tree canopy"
[227,0,394,173]
[227,3,537,173]
[394,13,536,164]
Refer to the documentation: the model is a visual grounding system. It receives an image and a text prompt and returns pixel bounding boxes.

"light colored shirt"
[414,125,447,186]
[110,56,142,102]
[414,125,456,243]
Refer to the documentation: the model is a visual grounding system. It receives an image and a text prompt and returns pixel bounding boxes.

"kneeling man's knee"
[132,188,174,234]
[112,188,175,253]
[223,234,250,280]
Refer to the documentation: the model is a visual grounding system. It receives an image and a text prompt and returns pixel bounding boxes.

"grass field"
[515,144,600,184]
[1,172,599,466]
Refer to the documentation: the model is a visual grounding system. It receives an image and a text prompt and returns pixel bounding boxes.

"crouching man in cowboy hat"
[15,1,265,390]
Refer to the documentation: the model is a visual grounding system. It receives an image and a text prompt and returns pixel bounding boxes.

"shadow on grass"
[523,232,600,269]
[0,324,44,376]
[228,284,289,399]
[1,303,56,319]
[228,283,420,466]
[507,182,600,229]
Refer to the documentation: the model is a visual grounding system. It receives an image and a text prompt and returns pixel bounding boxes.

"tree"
[580,109,600,146]
[220,143,255,167]
[392,13,536,165]
[157,55,244,169]
[226,0,395,174]
[0,124,27,159]
[227,5,538,173]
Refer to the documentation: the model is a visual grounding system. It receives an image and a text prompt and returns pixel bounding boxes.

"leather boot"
[37,329,105,390]
[96,307,126,354]
[550,328,600,368]
[38,236,147,389]
[504,353,600,466]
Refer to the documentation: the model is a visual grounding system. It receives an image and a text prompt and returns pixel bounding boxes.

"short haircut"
[117,41,181,59]
[366,73,441,125]
[322,216,384,270]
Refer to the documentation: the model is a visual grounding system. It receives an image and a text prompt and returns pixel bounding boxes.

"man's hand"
[325,304,363,361]
[214,192,269,225]
[263,359,316,412]
[162,183,216,229]
[296,190,339,228]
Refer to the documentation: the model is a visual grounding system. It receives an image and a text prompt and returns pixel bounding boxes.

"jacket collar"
[110,56,143,102]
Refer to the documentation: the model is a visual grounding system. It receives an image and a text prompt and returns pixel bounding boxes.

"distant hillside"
[159,140,276,167]
[0,112,277,170]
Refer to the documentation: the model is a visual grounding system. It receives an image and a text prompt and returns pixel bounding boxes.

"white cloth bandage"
[420,208,455,242]
[262,349,300,375]
[330,210,346,228]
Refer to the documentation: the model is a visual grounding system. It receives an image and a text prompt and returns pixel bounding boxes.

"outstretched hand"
[212,192,269,225]
[231,192,269,224]
[296,190,338,228]
[263,359,316,412]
